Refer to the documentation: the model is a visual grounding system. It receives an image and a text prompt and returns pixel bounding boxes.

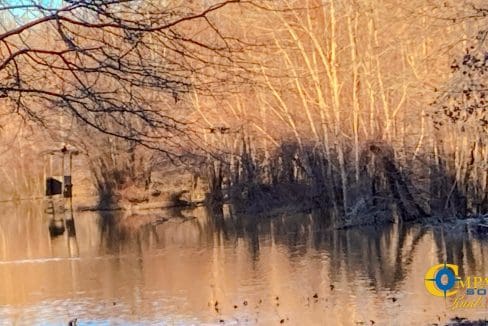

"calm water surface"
[0,202,487,325]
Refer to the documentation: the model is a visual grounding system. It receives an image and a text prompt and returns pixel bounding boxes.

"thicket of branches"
[0,0,244,152]
[194,0,488,225]
[0,0,247,202]
[0,0,486,225]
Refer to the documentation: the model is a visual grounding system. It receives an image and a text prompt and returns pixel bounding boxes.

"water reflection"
[0,202,487,325]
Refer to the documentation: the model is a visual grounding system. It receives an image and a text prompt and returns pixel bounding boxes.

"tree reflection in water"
[2,202,488,324]
[95,204,458,293]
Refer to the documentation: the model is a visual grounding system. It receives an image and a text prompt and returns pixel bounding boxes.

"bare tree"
[0,0,242,155]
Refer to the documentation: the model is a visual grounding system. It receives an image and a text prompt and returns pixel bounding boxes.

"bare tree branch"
[0,0,244,153]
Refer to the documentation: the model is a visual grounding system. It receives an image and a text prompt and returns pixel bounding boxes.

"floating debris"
[313,293,319,299]
[243,300,248,306]
[451,317,467,323]
[444,317,488,325]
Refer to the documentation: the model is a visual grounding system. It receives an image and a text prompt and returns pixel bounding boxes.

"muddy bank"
[73,160,209,212]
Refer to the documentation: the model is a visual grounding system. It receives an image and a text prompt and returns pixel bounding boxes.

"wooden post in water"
[65,149,76,237]
[43,146,79,237]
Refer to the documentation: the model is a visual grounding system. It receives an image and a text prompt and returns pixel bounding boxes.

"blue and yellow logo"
[424,263,460,297]
[425,262,488,310]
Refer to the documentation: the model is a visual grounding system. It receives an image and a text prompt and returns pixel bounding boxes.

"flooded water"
[0,202,487,325]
